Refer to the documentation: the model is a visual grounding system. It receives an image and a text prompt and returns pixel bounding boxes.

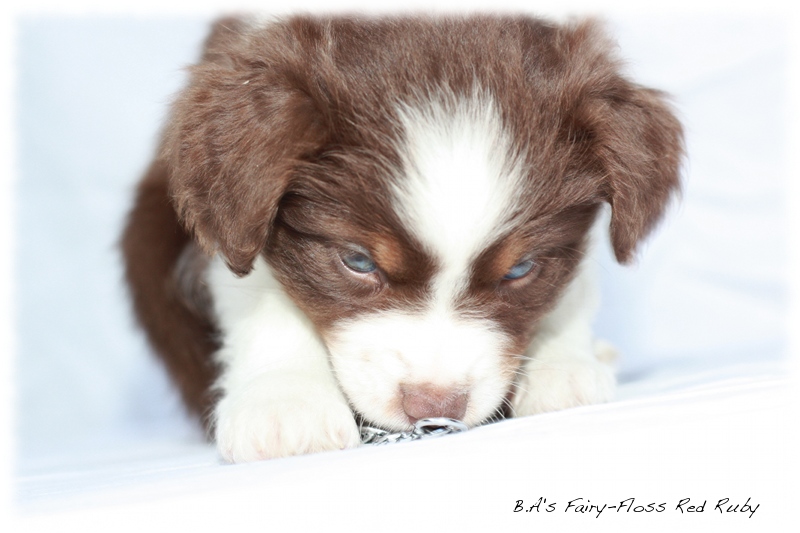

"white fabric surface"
[14,359,794,530]
[12,7,796,530]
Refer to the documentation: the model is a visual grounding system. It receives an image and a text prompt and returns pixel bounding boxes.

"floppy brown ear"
[595,85,684,263]
[556,20,684,264]
[160,17,328,276]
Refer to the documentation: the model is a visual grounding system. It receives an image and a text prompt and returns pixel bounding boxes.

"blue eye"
[503,258,536,281]
[341,250,377,274]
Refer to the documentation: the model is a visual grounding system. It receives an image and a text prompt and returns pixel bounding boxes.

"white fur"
[511,248,617,416]
[207,256,360,462]
[392,93,526,308]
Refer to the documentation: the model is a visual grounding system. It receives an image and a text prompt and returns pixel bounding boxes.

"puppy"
[122,14,682,462]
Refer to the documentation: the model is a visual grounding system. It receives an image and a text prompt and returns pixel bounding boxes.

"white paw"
[512,356,616,417]
[214,373,361,462]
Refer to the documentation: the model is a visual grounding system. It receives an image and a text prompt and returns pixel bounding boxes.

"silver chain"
[360,417,468,445]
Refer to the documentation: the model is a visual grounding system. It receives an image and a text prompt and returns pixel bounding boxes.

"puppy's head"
[164,15,683,430]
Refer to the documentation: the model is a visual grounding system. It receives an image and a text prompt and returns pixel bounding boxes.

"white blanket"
[16,359,793,530]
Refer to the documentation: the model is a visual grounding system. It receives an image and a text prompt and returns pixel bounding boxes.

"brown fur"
[122,14,683,427]
[121,161,219,421]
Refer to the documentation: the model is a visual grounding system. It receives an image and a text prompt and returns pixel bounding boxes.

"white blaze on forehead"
[392,93,525,303]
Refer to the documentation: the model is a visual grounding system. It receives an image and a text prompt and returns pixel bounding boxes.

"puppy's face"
[264,95,602,430]
[165,16,683,431]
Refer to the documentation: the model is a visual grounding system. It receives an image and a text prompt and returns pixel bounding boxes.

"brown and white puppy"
[122,14,682,462]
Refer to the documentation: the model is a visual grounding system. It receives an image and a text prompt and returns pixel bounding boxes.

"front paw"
[214,373,361,462]
[512,356,616,417]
